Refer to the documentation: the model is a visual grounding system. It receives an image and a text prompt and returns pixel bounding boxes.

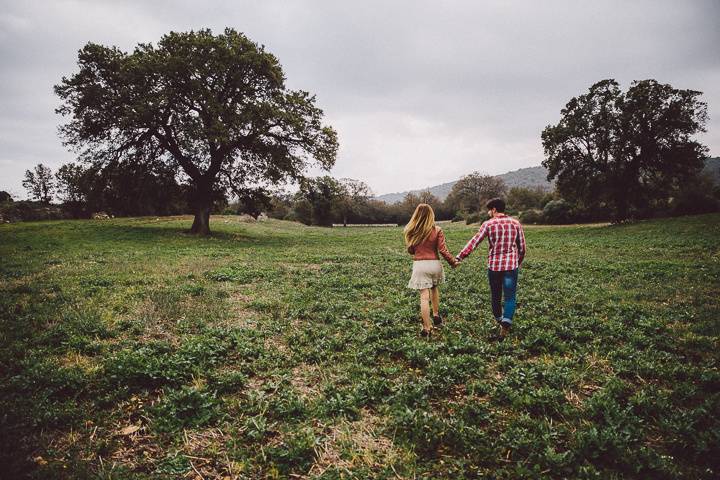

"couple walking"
[404,198,526,338]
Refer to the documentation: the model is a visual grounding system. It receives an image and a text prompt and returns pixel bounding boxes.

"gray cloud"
[1,0,718,198]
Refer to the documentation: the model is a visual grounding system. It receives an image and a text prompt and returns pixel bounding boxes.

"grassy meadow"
[1,214,719,479]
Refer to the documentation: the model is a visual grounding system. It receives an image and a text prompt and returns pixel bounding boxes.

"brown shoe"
[499,320,511,339]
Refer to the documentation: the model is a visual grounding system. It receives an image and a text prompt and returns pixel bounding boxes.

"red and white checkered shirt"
[456,214,526,271]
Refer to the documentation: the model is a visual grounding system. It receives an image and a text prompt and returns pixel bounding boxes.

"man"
[455,198,526,338]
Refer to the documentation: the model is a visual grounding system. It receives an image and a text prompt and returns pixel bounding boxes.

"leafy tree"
[22,164,55,203]
[55,28,337,235]
[55,162,87,203]
[336,178,372,226]
[0,191,13,203]
[296,176,343,226]
[55,160,192,217]
[96,161,192,217]
[399,189,451,222]
[266,192,294,220]
[670,173,720,215]
[415,189,440,205]
[518,209,544,225]
[542,79,708,221]
[230,188,273,218]
[445,172,507,215]
[543,199,573,224]
[507,186,550,212]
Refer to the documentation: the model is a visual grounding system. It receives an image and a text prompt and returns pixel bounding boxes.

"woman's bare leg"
[430,286,440,317]
[420,288,432,331]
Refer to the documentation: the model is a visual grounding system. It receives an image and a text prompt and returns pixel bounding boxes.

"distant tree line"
[4,164,544,225]
[257,173,568,226]
[4,73,719,226]
[4,155,718,225]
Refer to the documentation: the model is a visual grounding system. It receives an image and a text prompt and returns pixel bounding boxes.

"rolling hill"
[375,166,553,204]
[378,157,720,204]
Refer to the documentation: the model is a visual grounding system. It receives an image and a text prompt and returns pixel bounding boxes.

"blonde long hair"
[404,204,436,247]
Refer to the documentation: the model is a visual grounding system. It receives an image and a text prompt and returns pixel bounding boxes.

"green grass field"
[1,214,719,479]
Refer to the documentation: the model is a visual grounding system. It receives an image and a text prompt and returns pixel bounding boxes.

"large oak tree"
[55,28,338,234]
[542,79,708,221]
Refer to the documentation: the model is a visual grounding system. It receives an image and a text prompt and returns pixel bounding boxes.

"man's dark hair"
[486,197,506,212]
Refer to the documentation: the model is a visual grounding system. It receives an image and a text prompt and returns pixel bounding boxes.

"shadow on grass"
[0,217,321,252]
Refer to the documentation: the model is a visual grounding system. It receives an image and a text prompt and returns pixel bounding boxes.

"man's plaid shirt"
[456,214,527,271]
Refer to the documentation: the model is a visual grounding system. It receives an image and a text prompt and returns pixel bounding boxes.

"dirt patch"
[108,427,164,473]
[564,383,602,409]
[245,376,265,391]
[37,391,245,478]
[308,408,408,478]
[290,363,323,399]
[564,389,584,408]
[222,290,259,329]
[32,393,166,476]
[132,297,183,346]
[264,335,290,356]
[229,291,253,303]
[57,351,101,374]
[179,427,243,479]
[107,424,238,478]
[287,263,324,272]
[584,352,614,376]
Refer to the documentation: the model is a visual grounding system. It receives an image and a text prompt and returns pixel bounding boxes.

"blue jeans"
[487,269,518,324]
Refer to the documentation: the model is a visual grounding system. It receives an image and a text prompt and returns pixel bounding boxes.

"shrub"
[465,213,481,224]
[543,199,574,224]
[0,201,70,223]
[670,188,720,215]
[519,209,544,224]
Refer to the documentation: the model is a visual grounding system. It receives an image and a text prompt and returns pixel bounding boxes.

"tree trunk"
[190,180,213,235]
[190,206,211,235]
[613,185,629,223]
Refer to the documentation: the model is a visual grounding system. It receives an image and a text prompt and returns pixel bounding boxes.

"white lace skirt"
[407,260,445,290]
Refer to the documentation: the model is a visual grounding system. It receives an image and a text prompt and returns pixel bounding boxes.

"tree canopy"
[336,178,372,226]
[295,176,343,226]
[445,172,507,215]
[542,79,708,221]
[55,28,338,234]
[22,164,55,203]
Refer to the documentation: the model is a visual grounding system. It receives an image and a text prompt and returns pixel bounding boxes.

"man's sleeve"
[457,223,488,261]
[516,222,527,265]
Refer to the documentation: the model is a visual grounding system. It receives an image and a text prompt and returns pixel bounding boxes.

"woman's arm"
[436,228,458,266]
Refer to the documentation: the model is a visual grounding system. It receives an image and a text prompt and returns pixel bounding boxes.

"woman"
[404,204,458,337]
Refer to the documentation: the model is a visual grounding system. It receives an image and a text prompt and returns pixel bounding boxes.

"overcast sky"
[1,0,718,198]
